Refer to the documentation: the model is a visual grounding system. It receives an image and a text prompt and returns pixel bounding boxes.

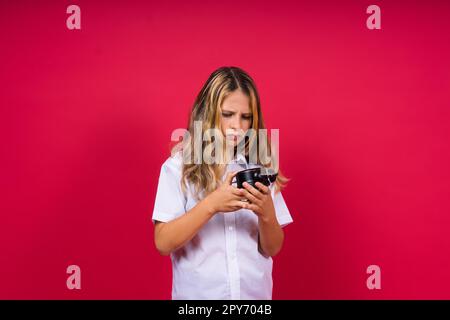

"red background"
[1,0,450,299]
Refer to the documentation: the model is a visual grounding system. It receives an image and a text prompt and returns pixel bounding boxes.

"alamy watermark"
[170,121,280,172]
[66,264,81,290]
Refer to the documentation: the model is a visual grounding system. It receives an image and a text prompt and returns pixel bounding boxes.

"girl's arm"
[154,171,245,255]
[241,181,285,257]
[257,212,284,257]
[154,197,215,256]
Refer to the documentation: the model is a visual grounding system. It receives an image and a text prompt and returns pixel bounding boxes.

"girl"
[152,66,293,300]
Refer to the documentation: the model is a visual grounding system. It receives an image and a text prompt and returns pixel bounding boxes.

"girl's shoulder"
[160,150,183,177]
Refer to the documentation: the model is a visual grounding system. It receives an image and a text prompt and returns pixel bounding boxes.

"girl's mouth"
[226,135,239,143]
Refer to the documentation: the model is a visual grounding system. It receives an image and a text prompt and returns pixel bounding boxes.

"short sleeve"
[270,186,293,228]
[152,154,187,224]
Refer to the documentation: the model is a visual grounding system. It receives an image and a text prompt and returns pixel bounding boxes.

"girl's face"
[219,90,253,145]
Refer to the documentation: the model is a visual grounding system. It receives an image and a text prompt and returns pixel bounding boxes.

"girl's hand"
[205,171,246,214]
[241,182,276,222]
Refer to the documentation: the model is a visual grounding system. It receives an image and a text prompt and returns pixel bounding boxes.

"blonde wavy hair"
[172,66,288,199]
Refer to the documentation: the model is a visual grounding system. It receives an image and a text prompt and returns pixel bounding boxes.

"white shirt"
[152,152,293,300]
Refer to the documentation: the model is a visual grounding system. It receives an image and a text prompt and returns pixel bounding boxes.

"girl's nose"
[230,116,241,130]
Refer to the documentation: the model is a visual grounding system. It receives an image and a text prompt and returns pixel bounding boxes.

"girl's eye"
[242,115,253,120]
[221,113,232,118]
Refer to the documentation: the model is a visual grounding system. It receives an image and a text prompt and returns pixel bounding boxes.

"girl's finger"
[246,203,260,213]
[225,171,238,185]
[232,201,247,209]
[243,182,263,199]
[255,182,270,195]
[231,187,245,197]
[242,190,261,206]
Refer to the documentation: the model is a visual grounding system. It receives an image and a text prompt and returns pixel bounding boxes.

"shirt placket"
[223,157,248,300]
[224,211,240,299]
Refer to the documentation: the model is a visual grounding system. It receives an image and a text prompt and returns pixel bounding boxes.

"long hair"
[172,66,288,199]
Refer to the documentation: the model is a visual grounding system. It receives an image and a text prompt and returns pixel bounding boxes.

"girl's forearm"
[154,198,216,255]
[258,215,284,257]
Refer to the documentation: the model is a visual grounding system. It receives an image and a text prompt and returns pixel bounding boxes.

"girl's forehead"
[221,98,251,113]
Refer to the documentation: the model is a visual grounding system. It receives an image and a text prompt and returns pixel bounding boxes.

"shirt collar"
[235,152,247,164]
[227,153,248,167]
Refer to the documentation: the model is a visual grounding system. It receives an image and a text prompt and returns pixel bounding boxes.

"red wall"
[1,0,450,299]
